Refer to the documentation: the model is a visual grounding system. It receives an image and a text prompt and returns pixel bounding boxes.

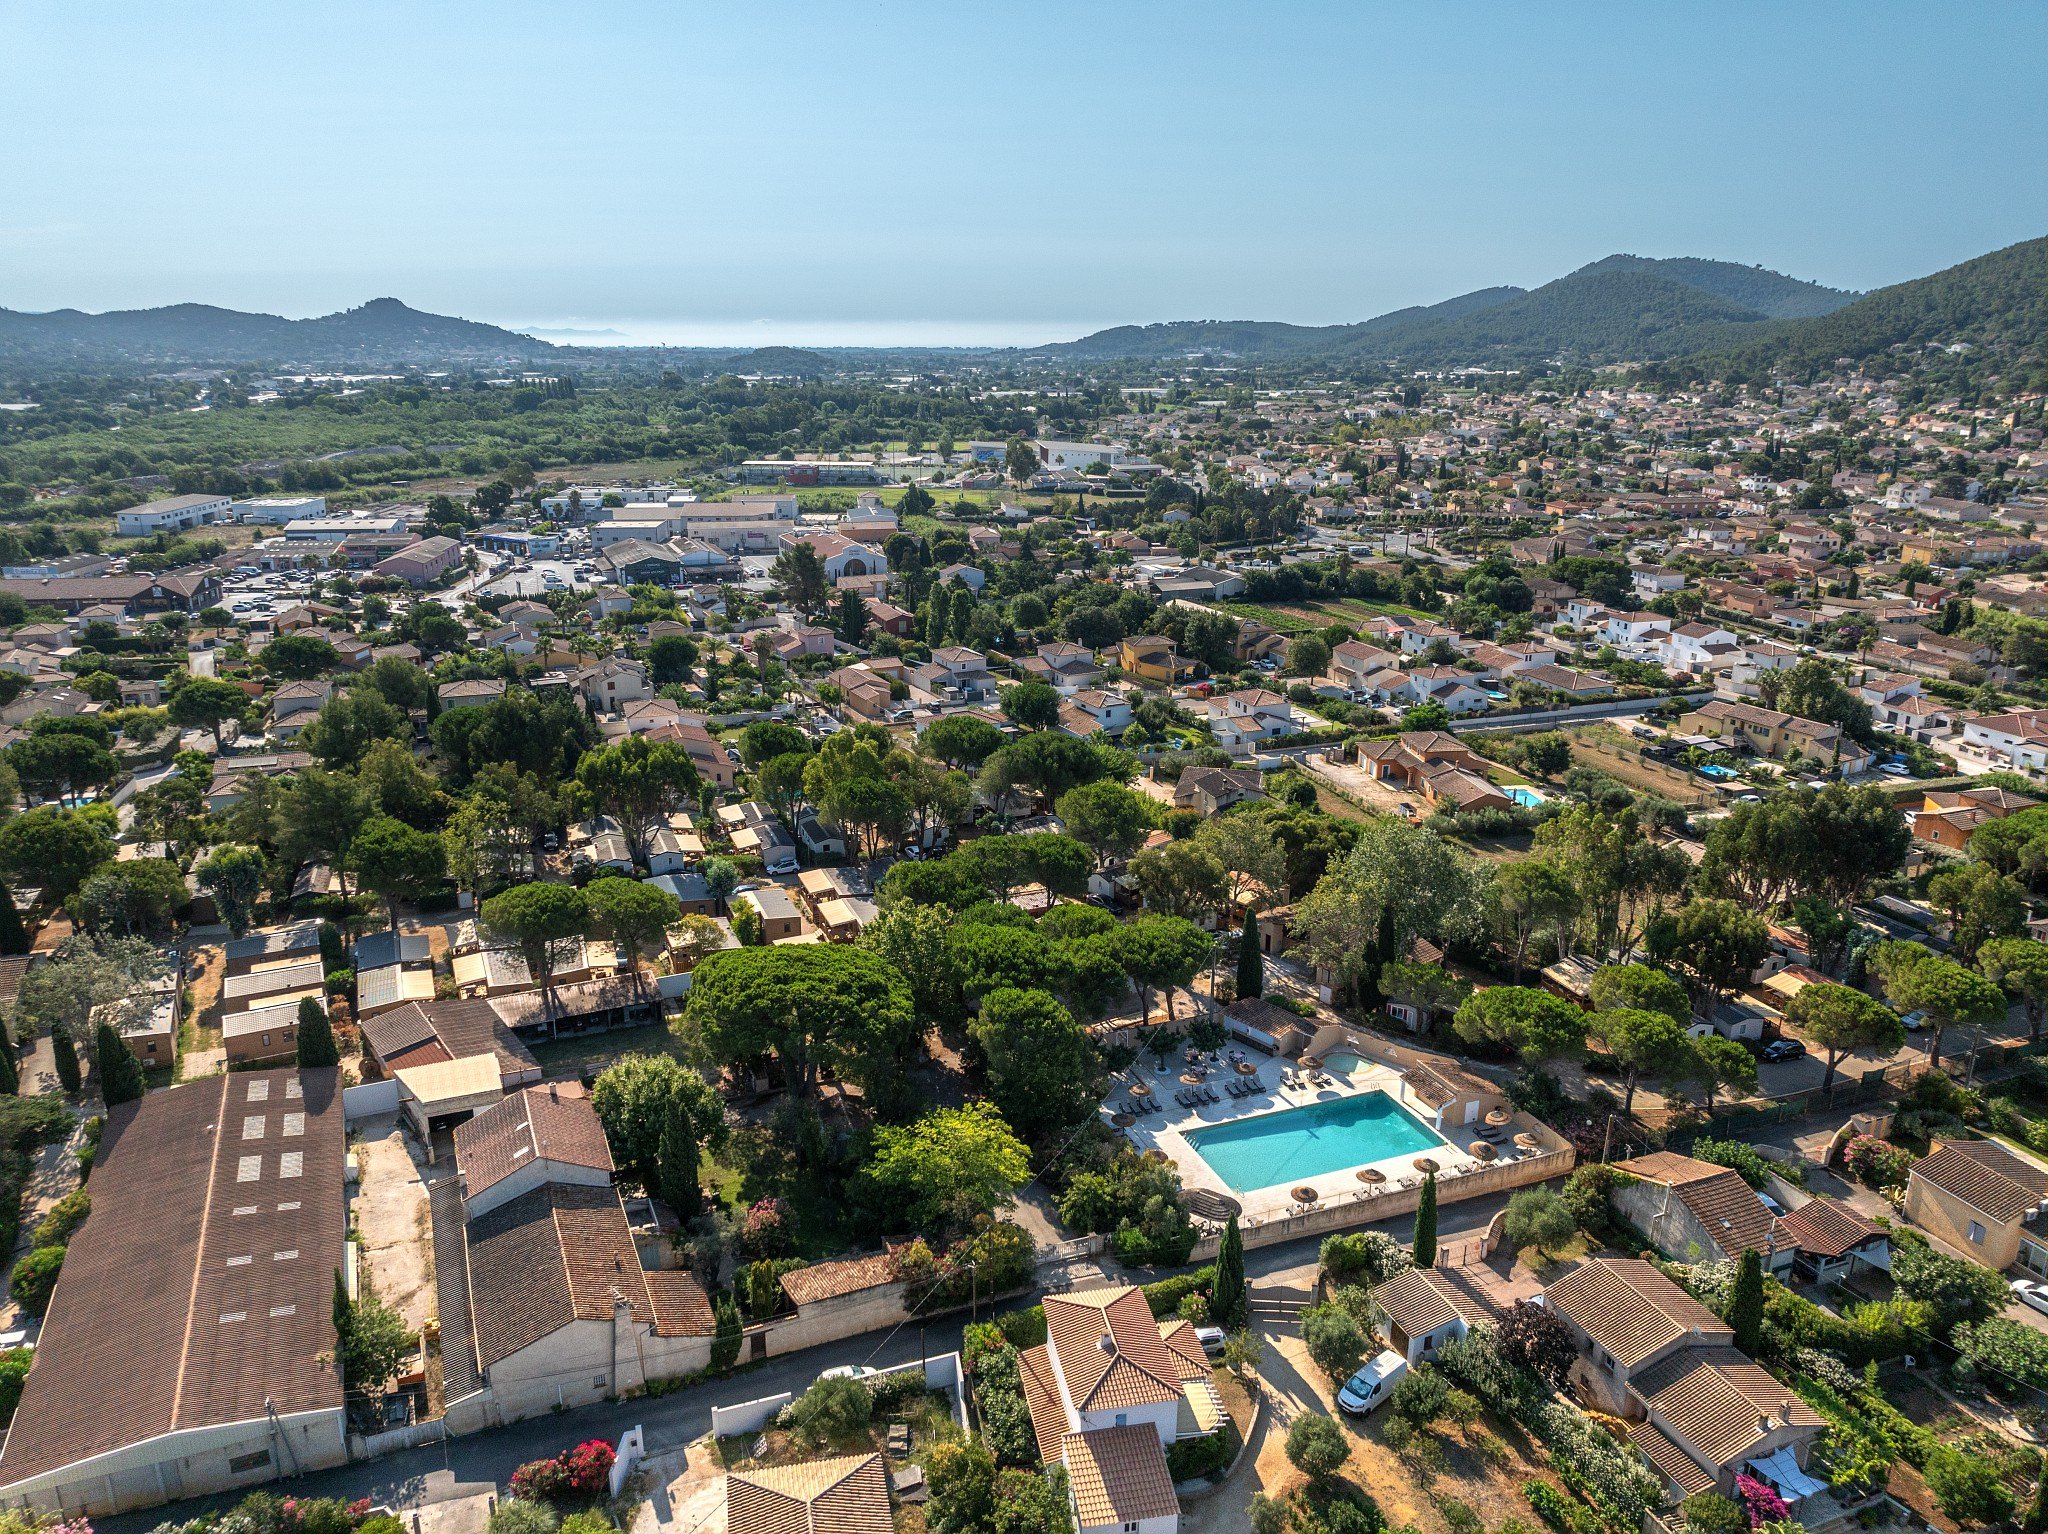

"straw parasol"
[1291,1186,1320,1205]
[1469,1141,1498,1161]
[1128,1081,1152,1098]
[1142,1148,1171,1165]
[1300,1055,1321,1069]
[1354,1166,1386,1184]
[1514,1131,1541,1150]
[1111,1112,1135,1128]
[1413,1157,1440,1174]
[1485,1106,1512,1127]
[1235,1060,1258,1075]
[1180,1072,1204,1084]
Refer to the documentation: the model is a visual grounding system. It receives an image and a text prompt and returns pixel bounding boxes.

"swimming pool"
[1506,786,1544,808]
[1184,1091,1448,1193]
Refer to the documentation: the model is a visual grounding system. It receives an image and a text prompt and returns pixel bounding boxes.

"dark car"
[1761,1038,1807,1063]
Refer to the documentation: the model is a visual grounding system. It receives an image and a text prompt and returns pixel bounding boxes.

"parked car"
[817,1363,876,1382]
[1337,1350,1409,1416]
[1761,1038,1807,1064]
[1901,1011,1928,1032]
[2012,1279,2048,1318]
[1194,1326,1228,1358]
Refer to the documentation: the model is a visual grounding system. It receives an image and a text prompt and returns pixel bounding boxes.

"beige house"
[1544,1259,1825,1505]
[1610,1152,1792,1272]
[727,1452,892,1534]
[1370,1267,1496,1364]
[1905,1139,2048,1275]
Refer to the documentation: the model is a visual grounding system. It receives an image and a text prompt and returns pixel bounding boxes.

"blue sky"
[2,1,2042,345]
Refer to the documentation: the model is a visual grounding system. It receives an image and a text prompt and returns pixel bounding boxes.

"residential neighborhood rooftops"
[1061,1424,1181,1528]
[454,1081,615,1201]
[1542,1257,1730,1370]
[1911,1139,2048,1223]
[727,1451,893,1534]
[1043,1284,1182,1413]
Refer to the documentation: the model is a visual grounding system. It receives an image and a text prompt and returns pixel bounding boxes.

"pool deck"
[1105,1049,1511,1224]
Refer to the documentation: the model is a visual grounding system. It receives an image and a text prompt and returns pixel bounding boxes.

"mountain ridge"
[0,297,557,366]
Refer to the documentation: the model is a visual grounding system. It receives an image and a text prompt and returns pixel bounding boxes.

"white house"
[1961,709,2048,772]
[116,491,233,537]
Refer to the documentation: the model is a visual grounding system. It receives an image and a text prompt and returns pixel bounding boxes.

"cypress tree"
[94,1022,144,1106]
[0,878,28,957]
[711,1293,743,1372]
[51,1028,81,1096]
[1236,926,1264,1001]
[295,996,340,1068]
[1729,1247,1764,1355]
[657,1096,702,1221]
[1412,1171,1438,1269]
[0,1020,17,1097]
[1212,1214,1247,1333]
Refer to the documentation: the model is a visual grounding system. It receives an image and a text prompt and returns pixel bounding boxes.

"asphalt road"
[98,1191,1519,1531]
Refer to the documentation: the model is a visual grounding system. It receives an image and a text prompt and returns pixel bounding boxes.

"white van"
[1336,1349,1409,1416]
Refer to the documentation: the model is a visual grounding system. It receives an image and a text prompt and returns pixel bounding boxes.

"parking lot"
[479,557,598,599]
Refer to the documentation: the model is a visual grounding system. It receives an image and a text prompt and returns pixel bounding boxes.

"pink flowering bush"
[740,1197,790,1257]
[1842,1134,1912,1189]
[509,1441,615,1504]
[1734,1473,1790,1528]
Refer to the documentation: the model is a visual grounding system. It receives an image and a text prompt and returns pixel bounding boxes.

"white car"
[1194,1326,1228,1358]
[2012,1279,2048,1318]
[817,1363,876,1382]
[1336,1349,1409,1416]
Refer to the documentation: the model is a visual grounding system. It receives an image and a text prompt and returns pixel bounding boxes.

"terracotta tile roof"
[727,1451,893,1534]
[1156,1318,1213,1381]
[455,1081,614,1201]
[778,1252,898,1309]
[1776,1197,1884,1260]
[0,1069,345,1485]
[1017,1343,1071,1463]
[1912,1140,2048,1224]
[1371,1267,1498,1341]
[1062,1425,1179,1527]
[644,1269,717,1337]
[1543,1258,1731,1370]
[463,1183,711,1367]
[1045,1286,1182,1412]
[1635,1419,1718,1497]
[1616,1152,1784,1258]
[1632,1348,1823,1471]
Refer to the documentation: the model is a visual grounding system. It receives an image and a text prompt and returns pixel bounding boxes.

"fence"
[349,1418,445,1460]
[1663,1061,1928,1151]
[711,1391,794,1441]
[342,1078,401,1122]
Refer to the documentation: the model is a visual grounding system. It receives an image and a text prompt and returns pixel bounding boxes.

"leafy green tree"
[50,1028,79,1095]
[1785,981,1905,1092]
[93,1021,144,1104]
[350,815,446,928]
[1687,1033,1757,1112]
[860,902,965,1026]
[711,1293,742,1371]
[1413,1170,1437,1268]
[0,807,115,902]
[1870,942,2006,1067]
[584,877,681,971]
[1301,1301,1368,1383]
[866,1102,1029,1234]
[1213,1214,1247,1332]
[1893,1240,2011,1334]
[1451,985,1587,1064]
[576,736,700,866]
[1285,1413,1351,1483]
[301,690,410,769]
[1054,780,1150,871]
[1592,1006,1695,1113]
[334,1271,415,1396]
[1728,1247,1764,1354]
[1128,839,1225,920]
[280,767,373,896]
[770,541,829,616]
[10,1245,64,1316]
[687,945,918,1113]
[1587,963,1690,1026]
[1981,937,2048,1042]
[836,588,868,646]
[73,858,186,937]
[197,844,267,936]
[1114,914,1212,1027]
[922,714,1003,771]
[262,633,342,679]
[646,633,699,686]
[969,987,1098,1142]
[1488,856,1576,981]
[1502,1187,1577,1258]
[1664,898,1770,1012]
[166,676,250,747]
[1927,862,2027,965]
[1003,437,1037,487]
[1293,817,1487,999]
[0,1028,17,1096]
[8,730,117,806]
[591,1053,724,1190]
[296,994,339,1068]
[1000,681,1061,732]
[0,876,27,958]
[739,719,808,769]
[1286,633,1331,678]
[700,856,740,912]
[480,881,590,1006]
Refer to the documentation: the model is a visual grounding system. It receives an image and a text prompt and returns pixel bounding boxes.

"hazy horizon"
[3,2,2042,332]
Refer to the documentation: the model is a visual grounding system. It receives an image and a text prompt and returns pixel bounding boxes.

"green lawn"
[527,1020,691,1074]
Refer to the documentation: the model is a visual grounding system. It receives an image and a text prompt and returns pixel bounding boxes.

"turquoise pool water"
[1507,786,1544,807]
[1185,1092,1447,1193]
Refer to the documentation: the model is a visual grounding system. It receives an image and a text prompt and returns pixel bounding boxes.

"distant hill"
[0,297,555,367]
[1048,254,1865,367]
[1673,236,2047,381]
[722,346,832,376]
[1570,255,1857,320]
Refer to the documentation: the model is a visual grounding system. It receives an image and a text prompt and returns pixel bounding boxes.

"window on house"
[228,1451,272,1474]
[1969,1221,1987,1244]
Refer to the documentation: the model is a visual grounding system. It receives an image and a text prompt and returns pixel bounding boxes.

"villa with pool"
[1105,1021,1574,1229]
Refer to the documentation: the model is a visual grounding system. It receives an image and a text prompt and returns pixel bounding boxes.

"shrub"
[1733,1474,1789,1528]
[31,1189,89,1249]
[1682,1491,1747,1534]
[788,1377,873,1447]
[1496,1302,1577,1384]
[9,1245,63,1316]
[1286,1414,1351,1482]
[1302,1302,1369,1382]
[558,1441,615,1498]
[486,1504,559,1534]
[1320,1230,1411,1286]
[1924,1444,2014,1526]
[1166,1428,1230,1481]
[1390,1365,1449,1424]
[1842,1134,1912,1188]
[509,1459,571,1504]
[1688,1138,1776,1190]
[0,1349,30,1428]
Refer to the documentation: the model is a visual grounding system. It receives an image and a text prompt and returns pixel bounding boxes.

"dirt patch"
[186,943,226,1047]
[352,1116,437,1335]
[1565,730,1711,804]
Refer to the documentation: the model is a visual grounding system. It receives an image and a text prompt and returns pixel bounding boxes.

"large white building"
[115,492,233,537]
[231,495,328,525]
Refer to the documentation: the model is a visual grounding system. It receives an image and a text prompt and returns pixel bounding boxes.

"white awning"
[1747,1447,1826,1502]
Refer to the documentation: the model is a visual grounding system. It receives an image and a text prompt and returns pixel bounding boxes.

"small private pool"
[1506,785,1544,808]
[1698,763,1740,781]
[1184,1091,1449,1194]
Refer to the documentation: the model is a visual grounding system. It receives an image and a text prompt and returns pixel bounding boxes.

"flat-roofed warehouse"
[0,1068,348,1515]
